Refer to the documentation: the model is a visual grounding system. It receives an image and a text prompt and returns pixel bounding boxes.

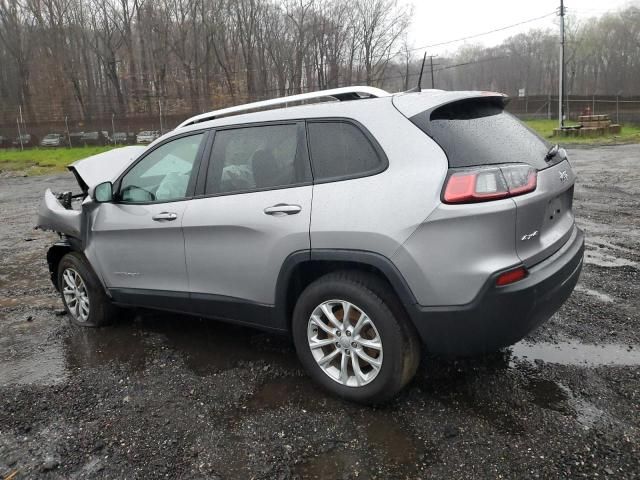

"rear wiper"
[545,144,560,161]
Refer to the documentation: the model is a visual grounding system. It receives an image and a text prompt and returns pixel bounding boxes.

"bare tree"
[355,0,410,86]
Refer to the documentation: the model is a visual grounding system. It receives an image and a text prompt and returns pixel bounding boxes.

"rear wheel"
[57,252,116,327]
[292,271,420,404]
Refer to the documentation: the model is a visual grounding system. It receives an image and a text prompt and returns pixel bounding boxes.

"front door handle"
[152,212,178,221]
[264,204,302,216]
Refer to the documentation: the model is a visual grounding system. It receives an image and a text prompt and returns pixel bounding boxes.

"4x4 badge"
[559,170,568,182]
[521,230,538,241]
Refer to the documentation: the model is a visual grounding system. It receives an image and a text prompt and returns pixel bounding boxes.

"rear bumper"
[409,226,584,355]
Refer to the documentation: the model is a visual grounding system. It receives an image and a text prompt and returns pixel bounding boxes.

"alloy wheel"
[307,299,383,387]
[61,268,90,323]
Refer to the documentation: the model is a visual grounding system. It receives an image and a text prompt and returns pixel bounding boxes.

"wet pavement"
[0,145,639,479]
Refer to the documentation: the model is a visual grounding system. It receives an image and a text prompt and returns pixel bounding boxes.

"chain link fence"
[507,95,640,124]
[1,94,640,148]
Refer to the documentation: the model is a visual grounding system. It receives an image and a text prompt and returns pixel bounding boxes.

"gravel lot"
[0,145,639,479]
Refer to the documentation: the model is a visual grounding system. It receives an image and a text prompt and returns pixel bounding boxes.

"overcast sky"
[405,0,637,57]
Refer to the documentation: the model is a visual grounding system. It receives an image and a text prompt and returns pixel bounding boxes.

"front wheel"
[292,271,420,404]
[57,252,116,327]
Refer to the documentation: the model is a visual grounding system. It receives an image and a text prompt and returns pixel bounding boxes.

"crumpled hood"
[69,146,146,192]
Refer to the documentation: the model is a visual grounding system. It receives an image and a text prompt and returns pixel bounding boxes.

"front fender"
[36,188,81,237]
[46,242,75,290]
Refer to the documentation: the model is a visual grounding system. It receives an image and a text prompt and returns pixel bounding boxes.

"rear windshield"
[410,98,550,170]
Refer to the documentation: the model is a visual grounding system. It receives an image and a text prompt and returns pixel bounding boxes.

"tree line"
[0,0,638,127]
[0,0,411,124]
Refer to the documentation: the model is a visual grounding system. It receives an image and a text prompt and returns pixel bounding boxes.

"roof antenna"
[406,52,427,93]
[417,52,427,91]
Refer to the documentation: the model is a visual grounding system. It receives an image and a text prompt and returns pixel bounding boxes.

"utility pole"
[429,56,435,89]
[65,116,71,148]
[16,117,23,151]
[111,113,116,145]
[19,105,25,132]
[558,0,565,128]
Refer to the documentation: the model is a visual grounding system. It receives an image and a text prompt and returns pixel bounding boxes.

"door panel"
[183,186,312,305]
[87,131,207,294]
[183,121,312,308]
[89,202,189,291]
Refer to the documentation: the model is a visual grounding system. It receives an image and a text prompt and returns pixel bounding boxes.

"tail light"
[443,164,537,204]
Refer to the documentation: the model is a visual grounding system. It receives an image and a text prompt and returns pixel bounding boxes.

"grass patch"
[0,146,117,176]
[524,119,640,145]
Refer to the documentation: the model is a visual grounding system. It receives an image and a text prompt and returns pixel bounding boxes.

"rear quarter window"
[306,121,385,181]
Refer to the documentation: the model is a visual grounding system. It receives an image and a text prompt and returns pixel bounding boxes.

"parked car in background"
[13,134,38,148]
[0,135,11,148]
[113,132,136,145]
[136,130,160,143]
[36,86,584,404]
[41,133,67,147]
[80,131,108,146]
[68,132,85,147]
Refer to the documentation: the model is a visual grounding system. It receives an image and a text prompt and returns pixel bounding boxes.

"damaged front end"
[37,188,83,238]
[36,189,84,290]
[35,146,146,289]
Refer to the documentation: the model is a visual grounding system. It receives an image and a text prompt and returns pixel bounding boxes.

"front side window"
[119,133,204,203]
[205,123,309,195]
[307,121,383,181]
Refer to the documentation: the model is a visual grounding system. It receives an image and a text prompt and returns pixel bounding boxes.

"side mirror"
[94,181,113,203]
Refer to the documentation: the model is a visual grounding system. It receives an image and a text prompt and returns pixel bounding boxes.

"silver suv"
[37,87,584,403]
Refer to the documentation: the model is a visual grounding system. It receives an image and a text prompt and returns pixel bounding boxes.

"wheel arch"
[275,249,418,332]
[46,238,82,291]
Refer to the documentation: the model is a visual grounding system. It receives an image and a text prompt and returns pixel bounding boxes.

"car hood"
[69,146,146,192]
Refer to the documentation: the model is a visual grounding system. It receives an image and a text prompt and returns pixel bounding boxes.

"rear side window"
[205,123,310,195]
[307,121,384,181]
[410,98,550,170]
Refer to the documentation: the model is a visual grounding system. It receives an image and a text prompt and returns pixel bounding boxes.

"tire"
[292,271,420,404]
[57,252,116,327]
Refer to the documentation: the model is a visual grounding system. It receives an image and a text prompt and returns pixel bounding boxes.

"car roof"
[150,88,507,148]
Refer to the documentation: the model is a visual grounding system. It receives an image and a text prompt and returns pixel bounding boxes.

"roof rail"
[177,86,390,128]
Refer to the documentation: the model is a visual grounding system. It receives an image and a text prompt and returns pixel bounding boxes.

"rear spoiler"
[392,90,509,120]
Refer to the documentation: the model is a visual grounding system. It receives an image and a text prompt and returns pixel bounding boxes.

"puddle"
[244,376,327,410]
[525,378,604,429]
[525,379,570,414]
[0,310,66,386]
[511,341,640,367]
[0,308,298,386]
[0,338,66,386]
[293,450,364,480]
[574,285,614,303]
[0,295,61,309]
[136,311,297,376]
[364,414,417,465]
[64,324,148,372]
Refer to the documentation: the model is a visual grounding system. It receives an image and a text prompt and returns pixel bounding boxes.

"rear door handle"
[152,212,178,221]
[264,204,302,216]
